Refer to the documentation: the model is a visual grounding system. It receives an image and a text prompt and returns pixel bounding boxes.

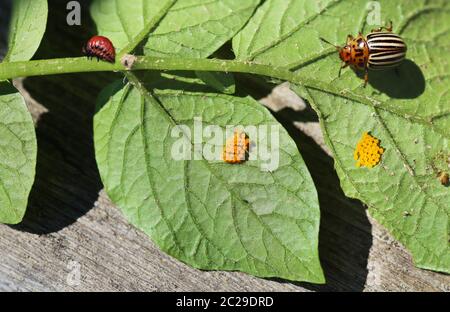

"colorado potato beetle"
[83,36,115,63]
[320,22,407,86]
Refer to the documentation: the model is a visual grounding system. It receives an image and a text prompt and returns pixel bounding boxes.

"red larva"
[83,36,115,63]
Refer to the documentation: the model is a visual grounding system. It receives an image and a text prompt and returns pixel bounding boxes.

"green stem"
[0,55,355,106]
[2,55,424,125]
[0,56,301,84]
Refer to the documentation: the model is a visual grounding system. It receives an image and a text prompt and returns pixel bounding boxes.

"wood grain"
[0,0,448,292]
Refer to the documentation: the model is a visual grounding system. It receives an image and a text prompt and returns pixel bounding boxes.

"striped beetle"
[320,22,407,86]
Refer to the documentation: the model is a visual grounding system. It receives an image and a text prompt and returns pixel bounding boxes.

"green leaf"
[234,0,450,273]
[90,0,177,55]
[4,0,48,62]
[94,79,324,283]
[0,82,37,224]
[0,0,44,223]
[91,0,260,58]
[144,0,260,58]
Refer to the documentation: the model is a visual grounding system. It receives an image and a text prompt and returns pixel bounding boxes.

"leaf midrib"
[139,92,186,257]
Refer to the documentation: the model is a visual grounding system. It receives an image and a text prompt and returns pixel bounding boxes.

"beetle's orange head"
[339,45,352,63]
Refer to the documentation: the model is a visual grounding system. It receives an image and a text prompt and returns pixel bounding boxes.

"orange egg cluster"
[222,130,250,164]
[354,132,384,168]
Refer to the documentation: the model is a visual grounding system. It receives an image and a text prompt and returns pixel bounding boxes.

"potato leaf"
[233,0,450,273]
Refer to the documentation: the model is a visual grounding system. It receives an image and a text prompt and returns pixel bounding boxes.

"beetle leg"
[363,68,369,87]
[386,20,393,32]
[338,62,348,77]
[371,20,393,33]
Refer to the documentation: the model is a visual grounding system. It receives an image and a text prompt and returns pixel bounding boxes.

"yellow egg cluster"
[354,132,384,168]
[222,130,250,164]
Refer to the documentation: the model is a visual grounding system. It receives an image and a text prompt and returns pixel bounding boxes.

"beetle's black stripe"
[367,32,402,39]
[370,52,405,63]
[370,49,406,57]
[370,46,406,53]
[367,35,403,40]
[367,35,405,41]
[368,50,406,69]
[368,39,406,45]
[370,50,406,59]
[369,62,402,69]
[370,46,406,52]
[369,40,406,46]
[367,33,406,46]
[366,31,407,69]
[369,40,407,47]
[369,38,405,43]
